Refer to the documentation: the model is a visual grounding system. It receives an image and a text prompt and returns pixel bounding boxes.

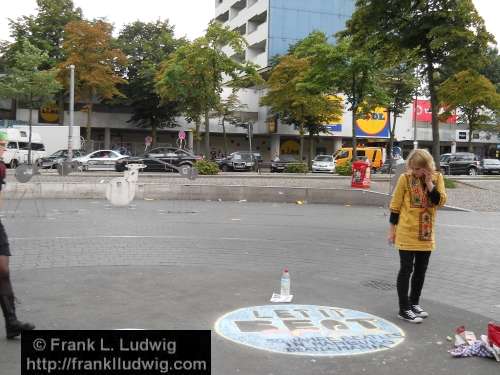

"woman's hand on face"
[423,169,434,190]
[388,227,396,245]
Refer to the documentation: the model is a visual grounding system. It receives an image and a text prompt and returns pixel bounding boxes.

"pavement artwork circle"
[215,305,405,356]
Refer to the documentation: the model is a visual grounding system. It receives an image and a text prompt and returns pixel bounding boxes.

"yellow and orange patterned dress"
[389,172,447,251]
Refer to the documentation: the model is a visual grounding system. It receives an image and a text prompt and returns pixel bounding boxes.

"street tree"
[59,20,127,151]
[261,53,343,164]
[117,20,184,147]
[439,70,500,151]
[214,91,245,157]
[345,0,494,166]
[0,39,61,163]
[157,21,262,158]
[304,34,383,161]
[7,0,82,122]
[376,52,420,172]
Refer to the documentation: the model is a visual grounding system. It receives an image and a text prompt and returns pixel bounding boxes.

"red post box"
[351,160,371,189]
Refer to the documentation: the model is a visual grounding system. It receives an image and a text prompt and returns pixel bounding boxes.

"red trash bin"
[351,160,371,189]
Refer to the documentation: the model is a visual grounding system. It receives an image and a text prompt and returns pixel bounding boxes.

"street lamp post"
[68,64,75,161]
[413,92,418,150]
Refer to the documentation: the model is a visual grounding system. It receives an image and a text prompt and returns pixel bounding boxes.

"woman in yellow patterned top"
[388,149,447,323]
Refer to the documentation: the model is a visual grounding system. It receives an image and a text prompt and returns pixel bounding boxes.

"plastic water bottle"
[281,268,290,297]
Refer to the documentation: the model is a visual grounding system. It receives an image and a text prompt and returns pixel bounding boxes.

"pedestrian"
[0,131,35,339]
[388,149,447,323]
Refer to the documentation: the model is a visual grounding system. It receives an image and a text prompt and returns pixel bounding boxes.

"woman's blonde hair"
[406,149,436,172]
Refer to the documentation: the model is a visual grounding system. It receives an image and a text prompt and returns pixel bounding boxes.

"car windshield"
[279,155,297,162]
[315,155,333,162]
[440,155,450,162]
[236,154,253,161]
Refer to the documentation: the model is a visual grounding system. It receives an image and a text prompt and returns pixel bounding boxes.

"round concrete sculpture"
[215,305,405,356]
[106,164,146,207]
[14,164,39,183]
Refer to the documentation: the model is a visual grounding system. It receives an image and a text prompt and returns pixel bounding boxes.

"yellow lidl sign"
[355,107,389,138]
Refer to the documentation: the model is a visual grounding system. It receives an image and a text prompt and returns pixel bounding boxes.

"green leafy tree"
[303,34,383,160]
[345,0,494,166]
[376,52,420,172]
[0,39,61,163]
[117,20,184,147]
[439,70,500,151]
[261,53,343,164]
[58,20,127,151]
[213,91,244,157]
[7,0,82,123]
[480,47,500,91]
[157,21,262,158]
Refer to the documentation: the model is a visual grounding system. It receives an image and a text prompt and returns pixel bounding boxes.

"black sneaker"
[411,304,429,318]
[398,309,423,323]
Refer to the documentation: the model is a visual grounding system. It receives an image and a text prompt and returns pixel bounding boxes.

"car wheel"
[221,164,229,172]
[467,167,477,176]
[10,159,18,169]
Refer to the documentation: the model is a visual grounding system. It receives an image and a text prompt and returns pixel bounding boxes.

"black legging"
[397,250,431,311]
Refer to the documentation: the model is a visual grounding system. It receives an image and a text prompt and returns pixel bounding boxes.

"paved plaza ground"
[0,199,499,374]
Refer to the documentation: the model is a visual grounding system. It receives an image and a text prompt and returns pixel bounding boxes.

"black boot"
[0,295,35,339]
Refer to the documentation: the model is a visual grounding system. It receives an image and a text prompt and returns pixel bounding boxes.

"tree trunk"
[467,117,474,152]
[195,120,201,155]
[86,103,92,153]
[299,123,304,163]
[204,110,210,159]
[28,94,33,165]
[388,110,397,175]
[58,91,65,125]
[222,118,228,157]
[151,123,157,148]
[352,105,357,163]
[308,131,314,170]
[426,51,441,168]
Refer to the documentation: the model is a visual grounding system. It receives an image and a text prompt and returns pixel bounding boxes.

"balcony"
[215,10,229,24]
[229,0,247,21]
[233,23,246,36]
[247,40,267,68]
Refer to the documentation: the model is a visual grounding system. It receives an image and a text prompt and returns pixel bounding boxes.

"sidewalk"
[0,200,498,374]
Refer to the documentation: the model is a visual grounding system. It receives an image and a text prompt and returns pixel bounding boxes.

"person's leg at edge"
[0,255,35,339]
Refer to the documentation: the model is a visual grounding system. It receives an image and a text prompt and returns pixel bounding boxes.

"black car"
[38,149,83,169]
[271,154,299,172]
[480,159,500,175]
[439,152,480,175]
[217,151,262,172]
[115,147,202,172]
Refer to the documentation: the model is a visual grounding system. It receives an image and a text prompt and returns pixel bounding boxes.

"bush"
[336,162,352,176]
[444,177,457,189]
[194,160,219,175]
[285,162,308,173]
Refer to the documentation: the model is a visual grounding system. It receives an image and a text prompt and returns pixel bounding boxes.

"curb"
[4,182,469,211]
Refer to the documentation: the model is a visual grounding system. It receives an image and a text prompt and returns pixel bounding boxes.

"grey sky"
[0,0,498,44]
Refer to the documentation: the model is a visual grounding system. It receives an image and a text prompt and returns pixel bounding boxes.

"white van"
[2,128,47,168]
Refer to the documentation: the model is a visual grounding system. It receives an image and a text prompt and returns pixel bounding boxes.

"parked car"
[479,158,500,175]
[334,147,386,170]
[375,157,406,174]
[74,150,126,171]
[312,155,335,173]
[439,152,480,175]
[37,149,83,169]
[217,151,262,172]
[271,154,299,172]
[115,147,201,172]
